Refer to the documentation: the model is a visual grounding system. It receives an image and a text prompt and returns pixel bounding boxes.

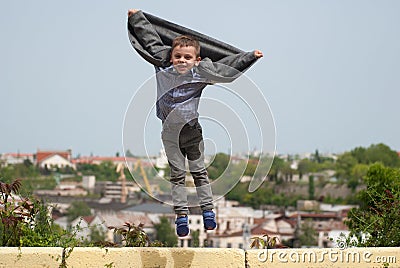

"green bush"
[0,178,82,247]
[345,164,400,247]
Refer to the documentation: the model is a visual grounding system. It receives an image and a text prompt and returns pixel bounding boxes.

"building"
[82,175,96,190]
[34,180,88,197]
[70,215,108,241]
[36,149,75,170]
[95,181,141,202]
[0,152,34,166]
[96,210,155,243]
[206,198,354,249]
[208,213,294,249]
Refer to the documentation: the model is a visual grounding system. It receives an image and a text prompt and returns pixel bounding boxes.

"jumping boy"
[127,9,263,237]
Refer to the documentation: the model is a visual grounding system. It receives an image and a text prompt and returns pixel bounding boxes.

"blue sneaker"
[175,215,189,237]
[202,210,217,230]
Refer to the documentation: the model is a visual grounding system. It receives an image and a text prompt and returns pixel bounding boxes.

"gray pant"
[161,121,214,214]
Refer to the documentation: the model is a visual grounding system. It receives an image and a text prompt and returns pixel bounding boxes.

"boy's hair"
[172,35,201,57]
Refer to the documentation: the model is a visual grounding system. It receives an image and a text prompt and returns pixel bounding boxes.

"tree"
[337,143,400,181]
[335,152,358,181]
[89,225,106,243]
[191,229,200,247]
[347,163,369,191]
[66,201,91,223]
[314,149,321,163]
[279,160,293,182]
[77,161,119,181]
[153,216,177,247]
[350,143,400,168]
[297,219,318,247]
[345,164,400,247]
[297,159,316,179]
[308,175,315,200]
[268,157,285,182]
[207,153,230,179]
[244,159,258,177]
[363,143,400,167]
[226,181,303,209]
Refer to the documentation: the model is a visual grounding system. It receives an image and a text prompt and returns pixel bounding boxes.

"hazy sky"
[1,0,399,157]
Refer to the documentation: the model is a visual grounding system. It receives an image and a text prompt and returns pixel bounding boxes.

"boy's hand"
[128,9,140,17]
[254,50,263,59]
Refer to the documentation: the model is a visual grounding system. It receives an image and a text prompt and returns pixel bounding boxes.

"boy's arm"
[128,9,171,67]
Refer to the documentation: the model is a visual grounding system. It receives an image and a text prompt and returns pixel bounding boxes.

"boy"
[127,9,263,237]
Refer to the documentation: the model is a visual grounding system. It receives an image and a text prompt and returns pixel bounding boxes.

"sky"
[1,0,399,157]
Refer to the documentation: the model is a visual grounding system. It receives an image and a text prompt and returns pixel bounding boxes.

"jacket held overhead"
[127,11,259,83]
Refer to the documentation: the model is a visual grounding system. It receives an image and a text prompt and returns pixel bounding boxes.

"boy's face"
[170,45,201,74]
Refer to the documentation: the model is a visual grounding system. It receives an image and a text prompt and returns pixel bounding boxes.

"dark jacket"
[127,11,259,83]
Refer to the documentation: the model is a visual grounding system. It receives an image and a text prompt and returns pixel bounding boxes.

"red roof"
[2,153,34,158]
[36,150,71,163]
[82,215,96,224]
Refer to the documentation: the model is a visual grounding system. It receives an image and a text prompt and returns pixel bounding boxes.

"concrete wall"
[0,247,399,268]
[0,247,62,268]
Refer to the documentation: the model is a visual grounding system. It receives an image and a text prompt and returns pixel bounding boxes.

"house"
[205,198,354,249]
[96,211,155,243]
[208,213,295,249]
[0,152,34,166]
[60,210,154,244]
[287,210,352,248]
[178,198,258,248]
[70,215,108,241]
[36,149,75,170]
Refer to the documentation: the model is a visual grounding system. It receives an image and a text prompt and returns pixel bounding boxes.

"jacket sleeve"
[197,52,258,83]
[127,11,171,67]
[216,51,257,73]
